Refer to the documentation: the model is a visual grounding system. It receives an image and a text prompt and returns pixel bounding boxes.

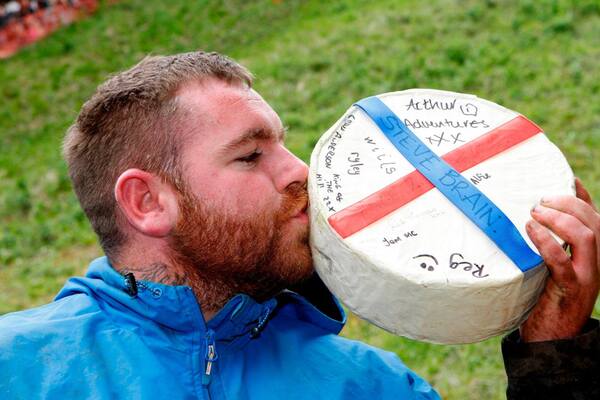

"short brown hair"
[63,51,253,258]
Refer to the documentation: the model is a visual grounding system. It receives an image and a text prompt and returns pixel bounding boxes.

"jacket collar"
[55,257,345,339]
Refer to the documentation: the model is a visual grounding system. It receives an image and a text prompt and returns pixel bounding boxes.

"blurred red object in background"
[0,0,100,59]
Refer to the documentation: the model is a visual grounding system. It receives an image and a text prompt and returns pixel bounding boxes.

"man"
[0,51,598,399]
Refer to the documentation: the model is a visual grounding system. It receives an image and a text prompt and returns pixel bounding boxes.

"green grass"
[1,0,599,398]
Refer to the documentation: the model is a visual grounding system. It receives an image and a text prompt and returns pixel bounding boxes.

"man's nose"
[273,146,309,193]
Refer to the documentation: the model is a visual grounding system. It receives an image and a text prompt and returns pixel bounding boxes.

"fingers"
[526,219,576,283]
[538,186,600,278]
[539,195,600,236]
[531,205,598,282]
[575,177,597,211]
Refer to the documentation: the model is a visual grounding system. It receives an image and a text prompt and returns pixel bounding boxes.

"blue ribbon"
[354,96,542,272]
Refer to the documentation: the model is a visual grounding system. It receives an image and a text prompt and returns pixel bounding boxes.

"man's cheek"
[236,193,282,218]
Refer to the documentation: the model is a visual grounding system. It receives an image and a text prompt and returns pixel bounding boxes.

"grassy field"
[1,0,599,398]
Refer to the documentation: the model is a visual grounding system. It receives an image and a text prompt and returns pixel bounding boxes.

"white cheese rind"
[309,89,574,344]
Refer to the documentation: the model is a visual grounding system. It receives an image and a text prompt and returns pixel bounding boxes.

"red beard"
[168,181,313,309]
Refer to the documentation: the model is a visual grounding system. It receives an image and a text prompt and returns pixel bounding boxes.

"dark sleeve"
[502,319,600,400]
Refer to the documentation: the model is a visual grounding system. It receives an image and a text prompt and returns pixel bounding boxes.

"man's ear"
[114,169,179,237]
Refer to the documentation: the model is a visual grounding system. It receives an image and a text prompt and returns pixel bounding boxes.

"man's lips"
[292,201,309,221]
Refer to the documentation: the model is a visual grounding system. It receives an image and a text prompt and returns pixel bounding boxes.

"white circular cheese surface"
[308,89,574,344]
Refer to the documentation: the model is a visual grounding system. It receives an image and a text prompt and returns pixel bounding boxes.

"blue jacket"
[0,257,440,399]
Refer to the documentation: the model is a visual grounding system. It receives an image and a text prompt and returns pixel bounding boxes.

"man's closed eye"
[237,149,263,164]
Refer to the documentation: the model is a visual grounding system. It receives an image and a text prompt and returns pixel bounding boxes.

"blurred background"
[1,0,599,398]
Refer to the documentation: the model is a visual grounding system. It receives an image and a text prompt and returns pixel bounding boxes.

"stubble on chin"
[168,181,314,311]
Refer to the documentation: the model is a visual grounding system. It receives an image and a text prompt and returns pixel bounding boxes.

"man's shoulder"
[311,329,407,370]
[0,292,105,344]
[256,320,440,399]
[272,291,416,373]
[0,291,186,399]
[270,312,413,374]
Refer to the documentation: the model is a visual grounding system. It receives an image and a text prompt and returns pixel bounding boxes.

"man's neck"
[113,259,229,321]
[120,262,187,286]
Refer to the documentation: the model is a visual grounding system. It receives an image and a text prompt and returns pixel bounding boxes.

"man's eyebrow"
[219,126,287,155]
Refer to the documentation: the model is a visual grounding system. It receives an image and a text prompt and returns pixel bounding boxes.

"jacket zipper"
[202,329,218,389]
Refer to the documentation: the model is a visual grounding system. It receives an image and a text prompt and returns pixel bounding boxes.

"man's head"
[64,51,313,305]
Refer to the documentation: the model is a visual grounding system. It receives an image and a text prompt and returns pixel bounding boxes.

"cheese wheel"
[308,89,575,344]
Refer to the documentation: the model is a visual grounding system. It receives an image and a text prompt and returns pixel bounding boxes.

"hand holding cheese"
[520,178,600,342]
